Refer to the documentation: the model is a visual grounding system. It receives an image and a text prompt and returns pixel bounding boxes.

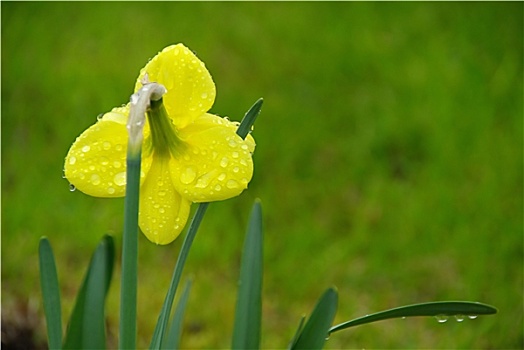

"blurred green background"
[2,2,522,349]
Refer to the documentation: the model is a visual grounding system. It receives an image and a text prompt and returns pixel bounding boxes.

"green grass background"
[2,2,522,349]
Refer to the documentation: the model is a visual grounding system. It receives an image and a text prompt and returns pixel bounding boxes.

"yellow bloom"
[64,44,255,245]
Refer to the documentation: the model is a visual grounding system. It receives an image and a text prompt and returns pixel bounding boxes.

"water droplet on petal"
[158,191,166,197]
[220,157,229,168]
[233,166,240,173]
[103,141,111,150]
[159,208,165,214]
[96,113,104,121]
[435,315,449,323]
[107,187,115,195]
[218,173,226,181]
[113,161,122,168]
[100,157,109,166]
[114,172,126,186]
[69,156,77,165]
[226,179,239,189]
[214,184,222,191]
[228,138,237,147]
[82,145,91,153]
[195,174,211,189]
[115,144,123,151]
[241,144,248,150]
[69,184,76,192]
[232,152,239,159]
[180,167,196,184]
[201,92,208,99]
[91,174,101,185]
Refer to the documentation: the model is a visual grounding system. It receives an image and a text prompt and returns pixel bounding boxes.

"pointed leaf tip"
[291,287,338,350]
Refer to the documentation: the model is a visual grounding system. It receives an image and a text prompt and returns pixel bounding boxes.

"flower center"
[146,99,185,157]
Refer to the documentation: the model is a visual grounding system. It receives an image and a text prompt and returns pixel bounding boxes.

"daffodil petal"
[64,106,152,197]
[170,113,255,202]
[139,155,191,245]
[135,44,216,129]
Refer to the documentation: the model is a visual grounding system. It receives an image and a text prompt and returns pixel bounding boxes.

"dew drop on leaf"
[455,315,465,322]
[435,315,449,323]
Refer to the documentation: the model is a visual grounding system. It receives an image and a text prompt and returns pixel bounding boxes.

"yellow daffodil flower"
[64,44,255,245]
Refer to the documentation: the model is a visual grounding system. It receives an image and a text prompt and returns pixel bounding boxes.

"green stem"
[119,149,141,349]
[120,81,166,349]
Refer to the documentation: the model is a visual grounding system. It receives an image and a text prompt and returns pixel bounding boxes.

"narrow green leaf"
[39,237,63,349]
[287,316,306,350]
[150,203,209,350]
[236,98,263,139]
[120,150,141,350]
[163,279,192,350]
[292,288,338,350]
[232,201,264,349]
[63,235,115,350]
[329,301,498,334]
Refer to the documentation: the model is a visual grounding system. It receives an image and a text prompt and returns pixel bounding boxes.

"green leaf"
[150,203,209,350]
[288,316,306,350]
[291,288,338,350]
[236,98,263,139]
[329,301,498,334]
[63,235,115,350]
[163,279,192,350]
[39,237,63,349]
[232,201,264,349]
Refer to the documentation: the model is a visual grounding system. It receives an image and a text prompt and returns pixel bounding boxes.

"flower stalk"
[120,80,166,349]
